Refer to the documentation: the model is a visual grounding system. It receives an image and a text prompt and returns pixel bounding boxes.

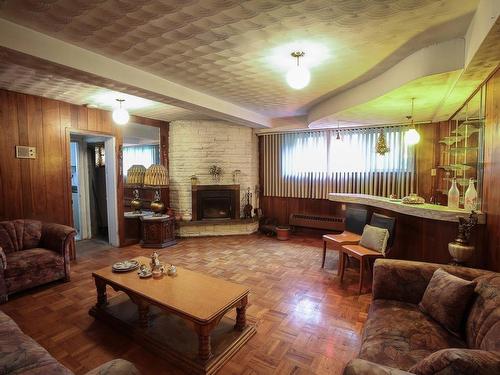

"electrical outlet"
[15,146,36,159]
[341,204,346,211]
[431,168,437,176]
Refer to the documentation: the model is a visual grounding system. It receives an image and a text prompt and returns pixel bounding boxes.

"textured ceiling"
[329,70,463,125]
[0,0,479,119]
[0,61,211,121]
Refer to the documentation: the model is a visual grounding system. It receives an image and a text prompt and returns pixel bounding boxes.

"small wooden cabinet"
[140,215,176,248]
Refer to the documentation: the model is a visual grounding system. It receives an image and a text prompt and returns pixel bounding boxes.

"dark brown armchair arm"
[40,223,76,256]
[372,259,488,305]
[343,359,412,375]
[0,247,6,303]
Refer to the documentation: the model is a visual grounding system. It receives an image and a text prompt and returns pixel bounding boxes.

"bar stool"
[340,213,396,294]
[322,207,368,274]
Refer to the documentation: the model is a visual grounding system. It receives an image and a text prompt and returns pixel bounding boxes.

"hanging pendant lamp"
[286,51,310,90]
[112,99,130,125]
[405,98,420,145]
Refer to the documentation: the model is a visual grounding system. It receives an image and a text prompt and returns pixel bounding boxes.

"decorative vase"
[447,178,460,209]
[150,190,165,216]
[464,178,478,211]
[448,241,475,264]
[130,189,142,213]
[448,212,478,266]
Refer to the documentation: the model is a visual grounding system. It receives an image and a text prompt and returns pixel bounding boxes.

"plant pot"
[276,226,290,241]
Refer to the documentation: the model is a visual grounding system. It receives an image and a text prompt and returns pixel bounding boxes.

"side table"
[140,215,177,248]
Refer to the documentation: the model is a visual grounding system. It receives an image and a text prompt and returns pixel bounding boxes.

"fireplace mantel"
[191,185,240,221]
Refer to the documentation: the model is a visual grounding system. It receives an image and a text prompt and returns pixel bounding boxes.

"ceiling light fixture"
[286,51,310,90]
[112,99,130,125]
[405,98,420,145]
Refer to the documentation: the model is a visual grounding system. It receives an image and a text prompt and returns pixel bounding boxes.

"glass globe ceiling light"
[286,51,310,90]
[112,99,129,125]
[405,98,420,145]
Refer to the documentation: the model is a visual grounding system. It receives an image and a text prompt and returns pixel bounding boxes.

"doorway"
[69,133,119,248]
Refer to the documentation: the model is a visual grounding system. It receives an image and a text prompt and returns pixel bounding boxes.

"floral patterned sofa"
[343,259,500,375]
[0,219,76,303]
[0,310,139,374]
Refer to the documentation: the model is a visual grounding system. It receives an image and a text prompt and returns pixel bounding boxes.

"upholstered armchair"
[0,219,76,303]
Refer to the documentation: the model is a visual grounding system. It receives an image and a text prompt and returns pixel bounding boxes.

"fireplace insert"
[192,185,239,221]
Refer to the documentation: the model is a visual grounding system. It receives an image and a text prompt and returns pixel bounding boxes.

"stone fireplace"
[192,185,240,221]
[169,120,259,236]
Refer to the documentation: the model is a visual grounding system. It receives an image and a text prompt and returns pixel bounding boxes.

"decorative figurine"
[243,187,253,219]
[150,251,164,278]
[130,189,142,213]
[448,211,478,265]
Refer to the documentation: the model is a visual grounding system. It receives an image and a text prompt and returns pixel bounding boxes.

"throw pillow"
[359,224,389,255]
[419,268,476,336]
[410,348,500,375]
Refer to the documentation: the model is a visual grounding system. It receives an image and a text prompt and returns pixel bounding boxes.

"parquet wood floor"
[0,234,371,375]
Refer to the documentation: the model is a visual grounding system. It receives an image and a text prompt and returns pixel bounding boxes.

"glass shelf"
[438,164,474,171]
[439,136,464,145]
[443,177,477,187]
[447,147,479,153]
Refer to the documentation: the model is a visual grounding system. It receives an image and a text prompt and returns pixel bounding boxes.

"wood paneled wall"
[0,89,169,247]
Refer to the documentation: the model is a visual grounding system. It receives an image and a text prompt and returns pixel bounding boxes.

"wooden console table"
[89,256,256,374]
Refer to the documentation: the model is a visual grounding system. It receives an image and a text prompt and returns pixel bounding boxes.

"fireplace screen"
[202,197,231,219]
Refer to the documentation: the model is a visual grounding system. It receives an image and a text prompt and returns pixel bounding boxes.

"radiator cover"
[289,213,344,231]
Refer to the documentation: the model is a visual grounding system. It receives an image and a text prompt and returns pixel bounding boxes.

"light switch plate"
[431,168,437,176]
[15,146,36,159]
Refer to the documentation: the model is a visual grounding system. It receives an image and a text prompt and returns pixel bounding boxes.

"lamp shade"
[405,128,421,145]
[126,164,146,185]
[144,164,169,186]
[112,107,129,125]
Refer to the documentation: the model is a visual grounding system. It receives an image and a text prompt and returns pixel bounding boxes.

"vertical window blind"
[261,126,415,199]
[123,145,160,175]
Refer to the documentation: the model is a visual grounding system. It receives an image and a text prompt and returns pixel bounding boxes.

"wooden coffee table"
[89,256,255,374]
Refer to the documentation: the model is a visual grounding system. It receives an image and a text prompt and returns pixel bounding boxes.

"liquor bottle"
[464,178,478,211]
[448,178,460,209]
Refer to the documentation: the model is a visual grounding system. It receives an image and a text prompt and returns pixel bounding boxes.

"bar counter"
[328,193,485,224]
[327,193,486,268]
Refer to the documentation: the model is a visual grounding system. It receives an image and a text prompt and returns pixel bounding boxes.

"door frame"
[70,137,91,240]
[68,130,119,247]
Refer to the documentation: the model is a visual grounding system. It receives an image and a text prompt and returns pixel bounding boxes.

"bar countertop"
[328,193,485,224]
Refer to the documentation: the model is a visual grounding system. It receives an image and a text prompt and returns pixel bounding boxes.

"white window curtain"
[123,145,160,175]
[262,126,415,199]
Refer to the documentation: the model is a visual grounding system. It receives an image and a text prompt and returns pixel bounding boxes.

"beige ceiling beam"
[0,18,271,129]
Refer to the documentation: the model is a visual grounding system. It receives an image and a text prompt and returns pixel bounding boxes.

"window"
[261,126,415,199]
[282,126,413,176]
[122,145,160,175]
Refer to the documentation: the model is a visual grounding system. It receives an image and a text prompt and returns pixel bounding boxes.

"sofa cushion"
[466,273,500,351]
[0,311,73,375]
[359,299,466,371]
[4,248,64,279]
[419,269,476,337]
[0,220,42,253]
[409,348,500,375]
